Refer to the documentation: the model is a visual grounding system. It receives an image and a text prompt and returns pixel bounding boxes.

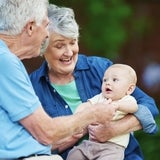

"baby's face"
[101,67,132,101]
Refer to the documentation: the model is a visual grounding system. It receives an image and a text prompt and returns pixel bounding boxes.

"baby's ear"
[127,84,136,95]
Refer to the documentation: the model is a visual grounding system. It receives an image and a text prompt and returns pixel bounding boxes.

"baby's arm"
[114,95,138,113]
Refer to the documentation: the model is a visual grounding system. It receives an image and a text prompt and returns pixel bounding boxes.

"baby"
[67,64,138,160]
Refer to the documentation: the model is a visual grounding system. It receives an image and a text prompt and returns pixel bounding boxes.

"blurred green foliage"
[135,115,160,160]
[79,0,132,59]
[49,1,159,159]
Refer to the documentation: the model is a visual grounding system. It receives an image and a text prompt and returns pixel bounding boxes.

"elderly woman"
[30,4,159,160]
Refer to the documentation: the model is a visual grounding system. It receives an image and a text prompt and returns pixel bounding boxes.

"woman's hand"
[88,114,142,143]
[88,122,114,142]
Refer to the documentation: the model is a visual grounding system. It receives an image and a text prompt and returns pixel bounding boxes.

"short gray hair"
[0,0,48,35]
[48,4,79,39]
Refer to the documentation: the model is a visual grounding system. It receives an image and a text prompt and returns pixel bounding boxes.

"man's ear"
[23,21,35,36]
[127,84,136,95]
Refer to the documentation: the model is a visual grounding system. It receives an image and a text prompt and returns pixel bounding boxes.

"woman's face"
[44,32,79,76]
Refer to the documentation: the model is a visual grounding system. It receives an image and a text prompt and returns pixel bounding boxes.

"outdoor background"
[23,0,160,159]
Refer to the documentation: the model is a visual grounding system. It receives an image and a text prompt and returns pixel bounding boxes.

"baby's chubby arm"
[113,95,138,114]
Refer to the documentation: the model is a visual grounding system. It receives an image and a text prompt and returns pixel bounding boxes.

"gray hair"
[48,4,79,39]
[0,0,48,35]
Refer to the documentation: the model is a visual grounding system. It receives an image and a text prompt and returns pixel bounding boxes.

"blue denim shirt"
[30,54,159,160]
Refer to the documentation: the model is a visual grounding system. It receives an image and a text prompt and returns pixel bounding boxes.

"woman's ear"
[127,84,136,95]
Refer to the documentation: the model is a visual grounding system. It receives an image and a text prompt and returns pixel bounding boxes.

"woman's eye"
[70,41,76,46]
[56,44,63,49]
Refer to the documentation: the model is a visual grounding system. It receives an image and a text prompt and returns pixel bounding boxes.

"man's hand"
[93,102,117,124]
[52,130,85,152]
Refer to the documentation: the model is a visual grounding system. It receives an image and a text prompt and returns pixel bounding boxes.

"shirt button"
[65,105,68,109]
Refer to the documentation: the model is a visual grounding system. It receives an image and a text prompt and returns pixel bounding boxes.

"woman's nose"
[64,47,73,56]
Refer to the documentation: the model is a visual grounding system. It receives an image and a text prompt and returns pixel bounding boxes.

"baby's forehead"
[105,66,127,74]
[105,65,137,83]
[104,67,131,78]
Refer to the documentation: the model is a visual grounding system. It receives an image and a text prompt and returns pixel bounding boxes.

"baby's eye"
[103,78,107,82]
[113,78,118,82]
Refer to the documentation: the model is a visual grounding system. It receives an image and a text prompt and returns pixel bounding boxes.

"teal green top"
[51,80,89,143]
[51,80,82,113]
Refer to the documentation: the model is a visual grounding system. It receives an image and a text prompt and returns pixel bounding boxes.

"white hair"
[48,4,79,39]
[0,0,48,35]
